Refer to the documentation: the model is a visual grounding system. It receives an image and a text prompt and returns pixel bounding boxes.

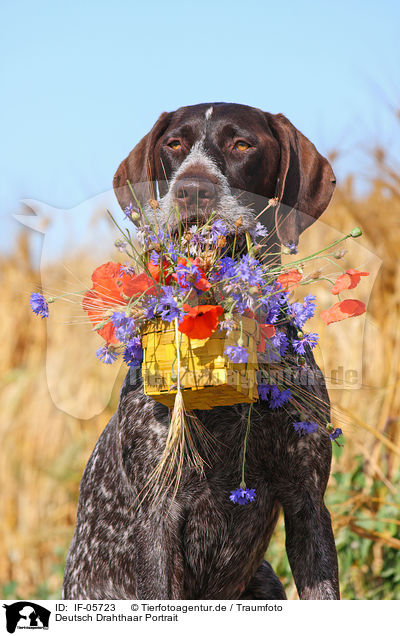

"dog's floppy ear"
[265,113,336,247]
[113,111,172,211]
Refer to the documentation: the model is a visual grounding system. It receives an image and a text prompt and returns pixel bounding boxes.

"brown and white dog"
[63,103,339,600]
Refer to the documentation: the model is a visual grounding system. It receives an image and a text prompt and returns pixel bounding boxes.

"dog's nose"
[173,178,216,210]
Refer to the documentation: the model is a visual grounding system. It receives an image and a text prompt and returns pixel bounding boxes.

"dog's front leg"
[283,496,339,599]
[133,518,186,599]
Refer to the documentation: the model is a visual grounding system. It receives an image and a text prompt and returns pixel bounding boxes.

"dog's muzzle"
[172,176,217,223]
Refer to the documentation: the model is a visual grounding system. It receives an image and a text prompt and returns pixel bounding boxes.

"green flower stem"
[232,228,238,258]
[240,403,253,489]
[321,256,347,273]
[268,232,355,274]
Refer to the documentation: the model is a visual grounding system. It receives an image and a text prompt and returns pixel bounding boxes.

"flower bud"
[148,199,159,210]
[350,227,362,238]
[115,239,129,254]
[234,216,243,228]
[333,249,347,259]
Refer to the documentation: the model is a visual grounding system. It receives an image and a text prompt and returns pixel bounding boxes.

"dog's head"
[113,103,335,248]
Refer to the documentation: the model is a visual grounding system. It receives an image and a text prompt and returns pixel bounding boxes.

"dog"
[62,102,339,600]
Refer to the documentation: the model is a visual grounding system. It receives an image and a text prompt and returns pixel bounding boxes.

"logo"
[2,603,50,634]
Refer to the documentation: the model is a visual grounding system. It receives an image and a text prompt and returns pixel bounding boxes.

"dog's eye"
[234,140,250,151]
[167,140,182,150]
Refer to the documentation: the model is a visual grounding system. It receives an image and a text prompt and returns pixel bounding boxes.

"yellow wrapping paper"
[141,315,260,409]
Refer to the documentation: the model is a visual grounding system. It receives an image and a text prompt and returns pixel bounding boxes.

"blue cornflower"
[293,421,318,436]
[186,225,205,251]
[143,295,158,320]
[330,428,343,442]
[224,345,249,363]
[115,318,136,344]
[292,332,319,354]
[262,332,288,363]
[259,283,288,323]
[150,250,160,265]
[289,295,316,328]
[250,221,269,241]
[285,241,298,254]
[175,261,209,294]
[136,224,153,246]
[119,262,135,277]
[165,241,178,262]
[111,312,135,341]
[148,230,165,244]
[258,384,292,408]
[30,292,49,318]
[111,312,129,328]
[219,318,235,334]
[96,345,119,364]
[229,291,249,314]
[156,286,181,322]
[123,336,143,367]
[260,296,281,324]
[124,202,140,220]
[269,385,292,409]
[210,219,229,241]
[270,330,289,356]
[229,487,256,505]
[210,256,237,283]
[237,254,264,286]
[258,383,272,401]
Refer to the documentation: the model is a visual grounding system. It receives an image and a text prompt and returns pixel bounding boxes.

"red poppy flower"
[122,271,156,297]
[331,269,369,295]
[83,262,125,344]
[83,262,156,344]
[147,258,172,284]
[178,304,224,339]
[172,257,211,293]
[277,268,302,290]
[320,299,366,325]
[258,323,276,353]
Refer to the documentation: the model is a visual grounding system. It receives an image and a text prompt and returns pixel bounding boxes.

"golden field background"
[1,136,399,600]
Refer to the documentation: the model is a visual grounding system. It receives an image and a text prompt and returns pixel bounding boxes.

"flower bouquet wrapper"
[141,314,260,410]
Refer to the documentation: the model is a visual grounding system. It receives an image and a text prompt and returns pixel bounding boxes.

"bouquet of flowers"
[30,191,368,503]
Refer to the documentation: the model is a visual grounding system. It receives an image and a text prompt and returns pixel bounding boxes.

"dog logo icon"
[2,602,50,633]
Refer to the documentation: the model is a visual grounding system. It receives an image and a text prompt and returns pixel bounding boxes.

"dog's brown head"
[113,103,335,248]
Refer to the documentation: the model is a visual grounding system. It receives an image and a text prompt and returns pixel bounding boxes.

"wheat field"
[1,142,399,600]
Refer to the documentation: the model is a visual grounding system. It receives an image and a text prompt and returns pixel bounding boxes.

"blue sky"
[1,0,399,256]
